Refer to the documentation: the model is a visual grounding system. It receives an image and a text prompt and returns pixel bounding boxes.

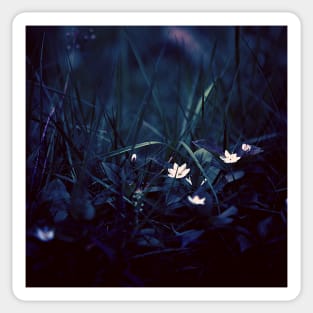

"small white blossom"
[241,143,251,152]
[168,163,190,179]
[185,176,192,185]
[131,153,137,162]
[219,150,241,164]
[187,195,206,205]
[35,227,55,242]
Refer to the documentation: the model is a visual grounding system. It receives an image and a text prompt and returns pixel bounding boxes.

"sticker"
[12,12,301,301]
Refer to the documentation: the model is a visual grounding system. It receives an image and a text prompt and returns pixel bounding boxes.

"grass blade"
[179,140,220,213]
[103,141,164,159]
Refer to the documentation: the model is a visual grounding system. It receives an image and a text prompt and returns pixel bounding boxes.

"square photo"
[12,12,301,301]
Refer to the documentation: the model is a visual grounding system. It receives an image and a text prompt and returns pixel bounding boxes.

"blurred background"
[26,26,287,148]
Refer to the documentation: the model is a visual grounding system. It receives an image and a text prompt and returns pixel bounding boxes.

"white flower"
[187,195,206,205]
[219,150,241,164]
[131,153,137,162]
[168,163,190,179]
[241,143,251,152]
[185,176,192,185]
[35,227,55,242]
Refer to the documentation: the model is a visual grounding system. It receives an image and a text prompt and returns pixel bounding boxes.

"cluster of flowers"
[168,162,206,205]
[34,144,254,242]
[168,144,252,206]
[220,143,251,163]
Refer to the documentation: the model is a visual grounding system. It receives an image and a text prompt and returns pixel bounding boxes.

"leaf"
[92,238,116,262]
[192,140,223,156]
[236,234,253,253]
[103,141,163,159]
[71,190,96,221]
[193,140,263,159]
[188,82,214,135]
[41,178,70,203]
[224,170,245,183]
[40,179,70,222]
[136,228,163,248]
[178,229,205,248]
[194,148,213,166]
[219,205,238,218]
[83,200,96,220]
[210,206,238,225]
[166,193,184,206]
[144,186,165,193]
[100,162,120,184]
[54,219,88,243]
[235,143,264,158]
[180,141,220,210]
[280,203,287,225]
[93,191,111,206]
[257,216,274,239]
[214,171,245,193]
[52,210,68,223]
[54,173,77,184]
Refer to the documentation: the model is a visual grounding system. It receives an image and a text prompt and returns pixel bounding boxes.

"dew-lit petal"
[242,143,251,152]
[131,153,137,162]
[168,169,176,177]
[187,195,206,205]
[180,163,187,171]
[168,163,190,179]
[181,168,190,178]
[35,227,55,242]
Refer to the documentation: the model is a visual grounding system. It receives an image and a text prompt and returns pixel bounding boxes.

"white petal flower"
[168,163,190,179]
[35,227,55,242]
[241,143,251,152]
[187,195,206,205]
[219,150,241,164]
[131,153,137,162]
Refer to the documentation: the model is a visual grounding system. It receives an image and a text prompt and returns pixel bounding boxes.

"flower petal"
[242,143,251,152]
[181,168,190,177]
[187,195,194,203]
[188,195,206,205]
[180,163,187,171]
[231,154,240,162]
[168,169,176,177]
[35,227,55,242]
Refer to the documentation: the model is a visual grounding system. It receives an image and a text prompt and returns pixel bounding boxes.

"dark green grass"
[26,26,287,287]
